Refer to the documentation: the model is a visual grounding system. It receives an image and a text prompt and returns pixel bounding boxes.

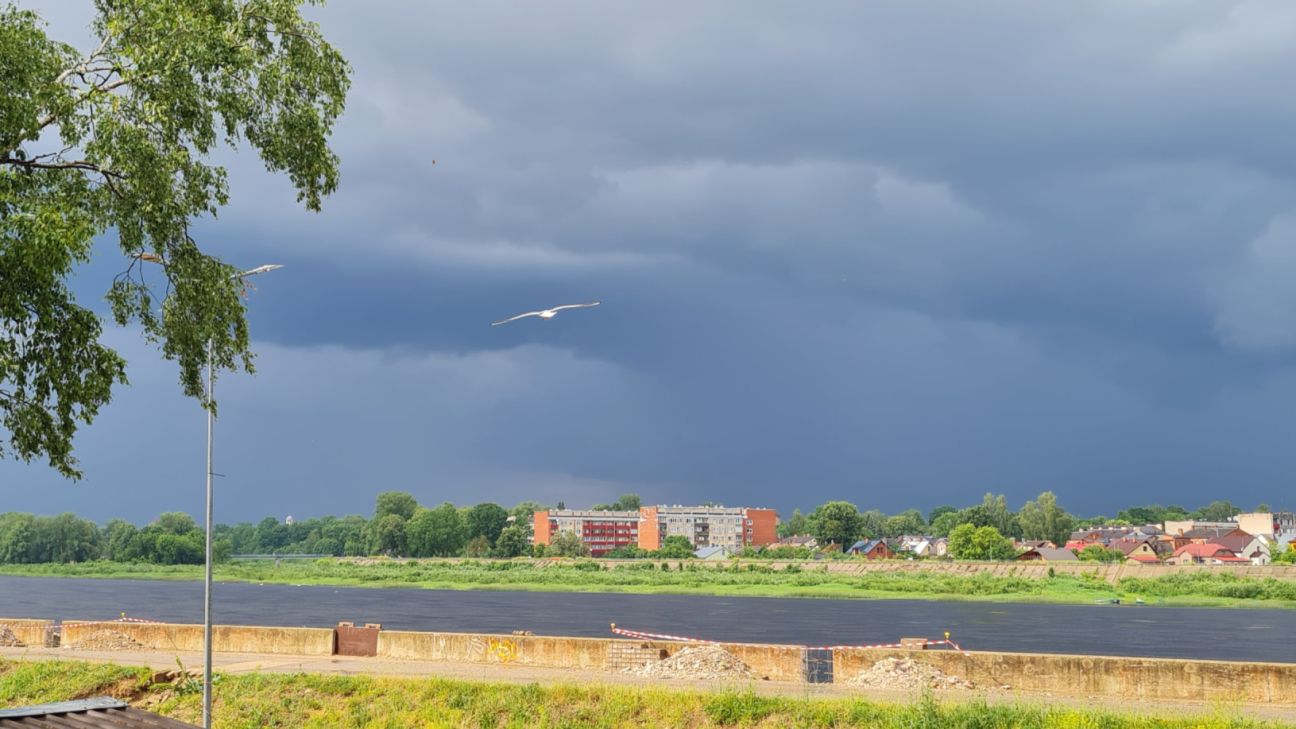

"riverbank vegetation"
[0,657,1285,729]
[3,558,1295,608]
[0,492,1273,566]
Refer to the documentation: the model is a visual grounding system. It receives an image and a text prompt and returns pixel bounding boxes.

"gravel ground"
[621,645,756,680]
[847,657,974,690]
[69,629,145,651]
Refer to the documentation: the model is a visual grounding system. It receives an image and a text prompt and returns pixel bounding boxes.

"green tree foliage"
[858,509,887,539]
[947,524,1017,561]
[0,1,350,478]
[810,501,863,550]
[405,503,465,557]
[929,511,960,537]
[1018,491,1074,547]
[777,508,809,538]
[493,525,529,558]
[465,503,509,546]
[1196,500,1237,522]
[927,505,957,524]
[368,514,407,557]
[1274,543,1296,565]
[509,501,545,533]
[374,491,418,522]
[547,531,589,558]
[978,493,1020,538]
[656,535,695,559]
[884,509,926,538]
[1077,544,1126,563]
[463,535,491,558]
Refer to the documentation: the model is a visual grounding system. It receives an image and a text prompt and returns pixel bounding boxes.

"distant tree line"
[777,495,1258,559]
[0,491,1267,566]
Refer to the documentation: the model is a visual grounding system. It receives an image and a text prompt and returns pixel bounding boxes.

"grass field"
[2,559,1295,608]
[0,657,1287,729]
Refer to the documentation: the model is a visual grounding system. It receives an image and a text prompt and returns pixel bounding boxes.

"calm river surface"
[1,575,1291,662]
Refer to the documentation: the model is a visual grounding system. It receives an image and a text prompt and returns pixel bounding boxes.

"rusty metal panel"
[335,621,381,657]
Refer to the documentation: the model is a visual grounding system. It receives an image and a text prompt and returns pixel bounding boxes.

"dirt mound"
[0,626,25,647]
[848,657,974,690]
[621,645,756,680]
[69,629,144,651]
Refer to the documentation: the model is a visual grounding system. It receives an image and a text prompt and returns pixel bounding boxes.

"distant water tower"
[285,515,295,525]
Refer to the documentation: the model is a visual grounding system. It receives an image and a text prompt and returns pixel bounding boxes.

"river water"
[1,575,1290,662]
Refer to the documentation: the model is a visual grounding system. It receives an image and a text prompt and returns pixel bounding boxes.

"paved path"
[3,575,1295,662]
[3,646,1294,724]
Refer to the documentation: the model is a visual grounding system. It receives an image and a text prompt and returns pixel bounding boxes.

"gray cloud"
[7,1,1296,521]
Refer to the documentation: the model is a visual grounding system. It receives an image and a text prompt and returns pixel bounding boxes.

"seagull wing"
[491,310,545,326]
[549,301,601,312]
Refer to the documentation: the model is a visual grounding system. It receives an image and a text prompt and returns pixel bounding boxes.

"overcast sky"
[6,1,1296,524]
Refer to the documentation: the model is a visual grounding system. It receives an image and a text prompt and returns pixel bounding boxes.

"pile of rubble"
[622,645,756,680]
[0,626,24,647]
[69,629,145,651]
[848,657,974,690]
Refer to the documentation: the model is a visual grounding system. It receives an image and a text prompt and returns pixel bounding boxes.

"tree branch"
[0,156,125,179]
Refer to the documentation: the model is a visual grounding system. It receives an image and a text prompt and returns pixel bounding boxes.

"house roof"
[1019,547,1078,562]
[1208,534,1257,553]
[1110,539,1153,556]
[1127,554,1160,563]
[694,546,730,559]
[1172,543,1238,558]
[775,535,817,546]
[848,539,886,553]
[1182,527,1246,540]
[0,698,198,728]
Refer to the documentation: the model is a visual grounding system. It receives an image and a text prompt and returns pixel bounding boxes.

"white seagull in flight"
[492,301,601,326]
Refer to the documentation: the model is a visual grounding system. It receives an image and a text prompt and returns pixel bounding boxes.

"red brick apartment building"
[534,505,778,556]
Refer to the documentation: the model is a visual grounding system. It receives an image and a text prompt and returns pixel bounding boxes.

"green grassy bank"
[2,559,1295,608]
[0,657,1286,729]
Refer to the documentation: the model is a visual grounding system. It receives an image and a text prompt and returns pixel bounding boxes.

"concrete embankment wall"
[834,649,1296,704]
[377,631,1296,700]
[6,616,1294,703]
[59,621,334,656]
[0,618,52,647]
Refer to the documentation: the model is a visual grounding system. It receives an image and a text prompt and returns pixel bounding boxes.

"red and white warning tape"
[610,624,963,652]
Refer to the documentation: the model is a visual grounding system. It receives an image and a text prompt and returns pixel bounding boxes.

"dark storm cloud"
[6,1,1296,521]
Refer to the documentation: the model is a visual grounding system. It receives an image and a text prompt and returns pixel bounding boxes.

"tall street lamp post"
[202,263,282,729]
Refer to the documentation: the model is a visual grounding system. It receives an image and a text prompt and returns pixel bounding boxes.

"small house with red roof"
[1167,543,1248,566]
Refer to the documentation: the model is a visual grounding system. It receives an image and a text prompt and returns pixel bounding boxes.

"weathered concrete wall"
[60,621,334,656]
[0,618,52,647]
[23,618,1296,704]
[378,631,610,671]
[376,630,805,681]
[835,648,1296,704]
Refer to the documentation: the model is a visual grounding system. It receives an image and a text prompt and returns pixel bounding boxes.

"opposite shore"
[3,557,1296,609]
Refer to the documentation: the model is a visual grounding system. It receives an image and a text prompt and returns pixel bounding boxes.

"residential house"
[1208,533,1270,565]
[1016,547,1079,562]
[1110,539,1160,564]
[847,539,893,559]
[1167,543,1248,565]
[1016,539,1057,550]
[774,535,819,550]
[930,537,949,558]
[892,535,932,557]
